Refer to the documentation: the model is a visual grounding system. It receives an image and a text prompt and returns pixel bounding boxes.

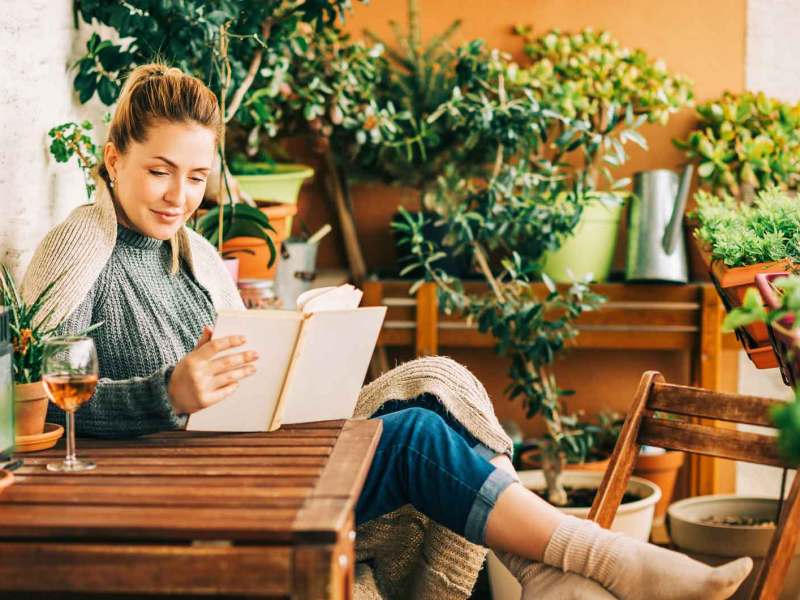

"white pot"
[487,470,661,600]
[668,495,800,599]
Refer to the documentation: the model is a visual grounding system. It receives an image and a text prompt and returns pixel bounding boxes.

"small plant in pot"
[690,187,800,367]
[194,203,280,281]
[515,27,693,283]
[0,267,100,439]
[675,91,800,202]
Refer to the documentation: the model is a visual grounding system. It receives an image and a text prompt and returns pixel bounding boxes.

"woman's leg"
[358,404,751,600]
[356,406,515,544]
[483,454,753,600]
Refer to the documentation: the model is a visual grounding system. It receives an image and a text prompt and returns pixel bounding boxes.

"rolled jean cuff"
[463,467,517,546]
[473,442,505,462]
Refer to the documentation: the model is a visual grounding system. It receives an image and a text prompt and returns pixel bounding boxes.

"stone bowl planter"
[487,471,661,600]
[14,380,47,437]
[668,495,800,599]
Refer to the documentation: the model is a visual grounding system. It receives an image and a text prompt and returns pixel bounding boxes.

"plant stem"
[225,20,273,123]
[472,242,506,303]
[217,24,232,252]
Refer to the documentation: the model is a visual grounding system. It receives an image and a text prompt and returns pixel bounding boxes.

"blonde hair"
[99,63,222,272]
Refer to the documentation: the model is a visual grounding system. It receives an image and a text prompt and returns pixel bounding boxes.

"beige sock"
[497,551,618,599]
[542,515,753,600]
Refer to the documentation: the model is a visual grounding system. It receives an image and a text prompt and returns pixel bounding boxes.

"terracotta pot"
[634,450,684,522]
[221,203,297,280]
[696,241,790,369]
[14,381,48,437]
[519,447,611,473]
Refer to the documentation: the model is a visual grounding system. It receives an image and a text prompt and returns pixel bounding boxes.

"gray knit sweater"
[47,225,217,438]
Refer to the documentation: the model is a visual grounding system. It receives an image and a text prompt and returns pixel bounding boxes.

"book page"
[279,306,386,425]
[298,284,362,313]
[186,310,303,432]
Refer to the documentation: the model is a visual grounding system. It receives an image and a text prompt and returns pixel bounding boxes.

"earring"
[109,178,116,189]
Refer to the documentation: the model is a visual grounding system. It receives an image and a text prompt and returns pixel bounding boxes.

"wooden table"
[0,419,382,599]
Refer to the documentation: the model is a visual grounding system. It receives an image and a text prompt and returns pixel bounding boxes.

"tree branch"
[224,20,272,124]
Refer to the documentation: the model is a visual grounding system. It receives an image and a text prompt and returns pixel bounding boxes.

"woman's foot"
[497,551,617,599]
[543,516,753,600]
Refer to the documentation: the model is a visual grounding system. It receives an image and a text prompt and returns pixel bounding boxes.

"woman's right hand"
[168,326,259,414]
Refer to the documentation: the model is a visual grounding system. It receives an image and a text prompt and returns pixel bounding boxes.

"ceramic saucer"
[15,422,64,453]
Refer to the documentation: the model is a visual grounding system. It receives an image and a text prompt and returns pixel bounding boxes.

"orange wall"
[293,0,746,436]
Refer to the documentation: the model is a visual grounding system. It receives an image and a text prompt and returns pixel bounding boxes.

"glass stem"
[65,410,76,466]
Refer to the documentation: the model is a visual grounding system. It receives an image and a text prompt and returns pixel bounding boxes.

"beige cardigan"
[21,184,244,326]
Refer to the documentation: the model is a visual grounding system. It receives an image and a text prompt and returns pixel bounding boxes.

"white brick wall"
[0,1,99,279]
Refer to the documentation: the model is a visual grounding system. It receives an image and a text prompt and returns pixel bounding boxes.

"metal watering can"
[625,166,694,283]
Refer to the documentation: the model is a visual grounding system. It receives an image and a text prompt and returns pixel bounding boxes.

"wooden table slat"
[21,455,328,466]
[29,445,334,457]
[0,542,292,596]
[13,475,321,487]
[16,464,324,477]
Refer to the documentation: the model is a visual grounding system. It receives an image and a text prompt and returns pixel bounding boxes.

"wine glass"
[42,337,99,472]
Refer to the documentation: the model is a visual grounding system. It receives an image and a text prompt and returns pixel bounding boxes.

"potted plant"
[342,0,477,277]
[690,187,800,367]
[668,496,800,599]
[675,91,800,202]
[0,267,99,439]
[228,155,313,238]
[194,203,282,281]
[395,39,611,505]
[515,27,693,283]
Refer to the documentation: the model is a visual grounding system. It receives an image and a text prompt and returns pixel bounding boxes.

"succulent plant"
[676,91,800,196]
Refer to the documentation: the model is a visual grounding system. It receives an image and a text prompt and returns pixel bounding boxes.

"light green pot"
[234,164,314,236]
[543,199,625,283]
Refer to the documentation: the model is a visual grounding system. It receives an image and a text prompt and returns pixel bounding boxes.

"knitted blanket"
[353,356,513,599]
[21,183,243,327]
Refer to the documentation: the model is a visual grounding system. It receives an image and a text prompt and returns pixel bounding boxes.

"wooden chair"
[589,371,800,600]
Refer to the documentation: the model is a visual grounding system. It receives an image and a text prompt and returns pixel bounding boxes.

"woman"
[22,64,752,600]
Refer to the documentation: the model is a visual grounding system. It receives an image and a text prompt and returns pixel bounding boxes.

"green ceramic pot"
[543,198,625,283]
[234,164,314,236]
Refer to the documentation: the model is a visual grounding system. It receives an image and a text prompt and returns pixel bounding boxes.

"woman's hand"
[168,326,259,414]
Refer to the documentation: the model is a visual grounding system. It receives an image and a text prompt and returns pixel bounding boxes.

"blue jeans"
[355,394,516,545]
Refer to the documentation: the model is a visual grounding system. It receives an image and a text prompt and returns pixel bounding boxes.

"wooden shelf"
[363,279,733,496]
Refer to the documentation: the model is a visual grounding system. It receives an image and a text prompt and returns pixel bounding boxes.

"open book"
[186,285,386,432]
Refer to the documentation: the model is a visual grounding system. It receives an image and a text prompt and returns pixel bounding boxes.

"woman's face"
[104,120,216,240]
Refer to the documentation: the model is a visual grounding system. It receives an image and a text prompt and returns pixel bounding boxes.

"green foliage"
[47,120,101,200]
[675,91,800,196]
[390,29,689,501]
[691,187,800,267]
[0,267,101,384]
[517,26,693,190]
[194,204,277,267]
[724,275,800,465]
[350,0,464,196]
[772,387,800,467]
[69,1,393,158]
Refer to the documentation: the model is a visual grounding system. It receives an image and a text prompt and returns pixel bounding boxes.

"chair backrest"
[589,371,800,600]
